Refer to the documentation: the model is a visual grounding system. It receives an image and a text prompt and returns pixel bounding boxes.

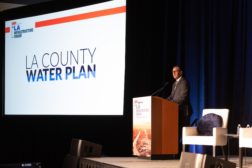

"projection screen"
[4,0,126,115]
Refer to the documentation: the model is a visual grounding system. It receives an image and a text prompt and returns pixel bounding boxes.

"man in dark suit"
[167,65,191,152]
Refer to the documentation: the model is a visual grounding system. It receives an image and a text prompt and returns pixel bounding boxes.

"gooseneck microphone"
[151,81,169,96]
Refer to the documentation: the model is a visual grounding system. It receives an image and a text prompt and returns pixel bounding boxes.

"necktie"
[171,81,178,99]
[174,81,178,90]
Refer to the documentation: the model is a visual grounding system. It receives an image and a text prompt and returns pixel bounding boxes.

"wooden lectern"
[132,96,179,159]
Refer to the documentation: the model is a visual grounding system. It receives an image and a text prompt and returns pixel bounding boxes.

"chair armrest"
[213,127,227,135]
[213,127,227,145]
[183,127,198,136]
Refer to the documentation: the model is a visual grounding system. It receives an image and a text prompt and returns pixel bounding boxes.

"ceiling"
[0,0,51,5]
[0,0,52,11]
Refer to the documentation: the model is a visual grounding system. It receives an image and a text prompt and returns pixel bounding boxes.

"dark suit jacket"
[168,77,192,119]
[168,77,189,106]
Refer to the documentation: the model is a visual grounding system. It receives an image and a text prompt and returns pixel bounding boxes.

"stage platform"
[78,156,252,168]
[79,157,179,168]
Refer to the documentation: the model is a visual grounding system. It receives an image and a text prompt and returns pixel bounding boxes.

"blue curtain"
[175,0,252,130]
[173,0,252,154]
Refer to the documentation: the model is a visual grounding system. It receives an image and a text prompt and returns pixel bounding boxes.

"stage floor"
[80,156,252,168]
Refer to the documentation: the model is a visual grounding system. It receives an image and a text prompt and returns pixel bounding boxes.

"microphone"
[151,81,169,96]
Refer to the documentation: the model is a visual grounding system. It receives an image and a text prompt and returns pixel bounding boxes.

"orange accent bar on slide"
[5,27,10,33]
[35,6,126,28]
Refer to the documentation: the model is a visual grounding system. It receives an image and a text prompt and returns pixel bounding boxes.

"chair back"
[239,128,252,148]
[202,109,229,128]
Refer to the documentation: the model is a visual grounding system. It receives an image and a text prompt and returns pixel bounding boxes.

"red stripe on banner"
[5,27,10,33]
[35,6,126,28]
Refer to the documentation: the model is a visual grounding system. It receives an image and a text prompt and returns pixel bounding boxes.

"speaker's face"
[172,67,182,80]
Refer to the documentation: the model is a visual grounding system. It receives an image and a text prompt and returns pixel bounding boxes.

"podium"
[132,96,179,159]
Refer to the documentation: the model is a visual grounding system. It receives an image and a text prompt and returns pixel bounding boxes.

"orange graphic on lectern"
[133,124,151,157]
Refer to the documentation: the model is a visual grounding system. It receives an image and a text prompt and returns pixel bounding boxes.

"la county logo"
[11,21,33,38]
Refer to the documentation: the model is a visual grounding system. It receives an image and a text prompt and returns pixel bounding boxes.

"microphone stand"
[151,82,169,96]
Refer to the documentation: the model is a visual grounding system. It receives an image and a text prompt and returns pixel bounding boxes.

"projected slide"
[4,0,126,115]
